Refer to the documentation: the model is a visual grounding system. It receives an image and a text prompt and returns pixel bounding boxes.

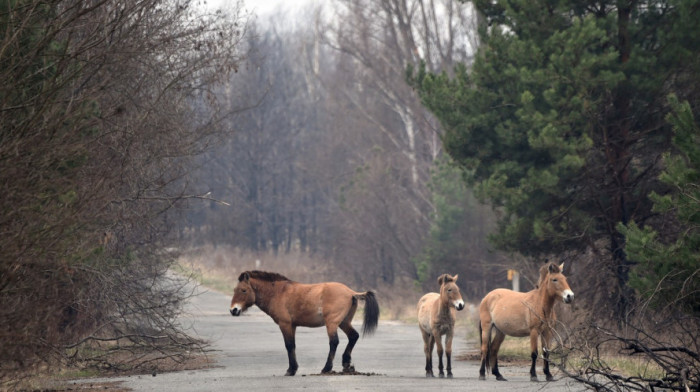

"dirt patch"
[39,381,130,391]
[306,370,383,376]
[16,352,215,392]
[457,352,530,365]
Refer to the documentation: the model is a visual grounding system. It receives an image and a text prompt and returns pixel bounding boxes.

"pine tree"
[619,96,700,316]
[410,0,700,317]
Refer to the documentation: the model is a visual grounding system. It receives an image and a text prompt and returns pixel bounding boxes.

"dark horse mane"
[536,261,561,288]
[239,270,291,282]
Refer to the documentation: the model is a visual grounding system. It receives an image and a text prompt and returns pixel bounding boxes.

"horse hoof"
[546,375,554,382]
[447,373,453,379]
[439,373,444,378]
[285,371,296,376]
[426,373,434,378]
[530,376,539,382]
[496,376,507,381]
[343,366,355,373]
[479,375,486,381]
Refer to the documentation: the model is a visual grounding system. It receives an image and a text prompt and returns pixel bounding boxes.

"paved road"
[74,286,585,391]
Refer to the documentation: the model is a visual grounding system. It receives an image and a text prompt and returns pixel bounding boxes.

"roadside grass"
[173,261,235,294]
[176,259,403,322]
[465,333,665,380]
[174,247,425,322]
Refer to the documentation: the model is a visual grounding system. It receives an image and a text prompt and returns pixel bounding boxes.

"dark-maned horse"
[417,274,465,378]
[478,262,574,382]
[229,270,379,376]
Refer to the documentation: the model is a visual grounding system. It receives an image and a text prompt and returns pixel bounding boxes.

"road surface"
[73,286,585,391]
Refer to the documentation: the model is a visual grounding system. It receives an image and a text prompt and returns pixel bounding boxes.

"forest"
[1,0,698,390]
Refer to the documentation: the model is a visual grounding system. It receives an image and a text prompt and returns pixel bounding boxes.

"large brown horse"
[478,262,574,382]
[417,274,465,378]
[229,270,379,376]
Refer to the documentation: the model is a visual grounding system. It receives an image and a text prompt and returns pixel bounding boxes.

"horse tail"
[486,324,494,370]
[357,291,379,336]
[479,321,483,349]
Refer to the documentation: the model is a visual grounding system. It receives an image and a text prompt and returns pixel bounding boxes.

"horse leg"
[322,324,339,374]
[433,328,445,378]
[529,329,539,381]
[421,329,434,377]
[542,328,553,381]
[445,329,454,378]
[280,323,298,376]
[478,321,489,380]
[339,322,359,372]
[339,298,359,372]
[490,328,507,381]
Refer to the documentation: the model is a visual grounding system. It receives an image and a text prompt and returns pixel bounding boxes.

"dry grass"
[457,328,666,381]
[176,245,449,322]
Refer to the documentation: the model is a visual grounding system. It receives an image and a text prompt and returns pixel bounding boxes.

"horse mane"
[240,270,292,282]
[537,262,561,287]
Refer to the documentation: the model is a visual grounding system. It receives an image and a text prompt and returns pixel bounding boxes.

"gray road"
[73,286,585,391]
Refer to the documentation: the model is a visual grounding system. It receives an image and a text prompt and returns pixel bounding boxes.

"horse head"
[230,272,256,316]
[438,274,465,311]
[543,263,574,304]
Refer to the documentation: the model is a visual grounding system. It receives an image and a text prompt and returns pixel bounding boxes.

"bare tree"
[561,277,700,392]
[310,0,480,285]
[0,0,248,383]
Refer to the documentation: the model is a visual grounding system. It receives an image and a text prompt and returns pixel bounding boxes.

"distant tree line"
[182,0,509,295]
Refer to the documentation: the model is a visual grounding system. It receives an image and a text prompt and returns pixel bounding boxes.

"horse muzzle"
[230,307,241,316]
[454,300,465,311]
[563,290,574,304]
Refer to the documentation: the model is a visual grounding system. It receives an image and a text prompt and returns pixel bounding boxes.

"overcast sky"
[200,0,316,18]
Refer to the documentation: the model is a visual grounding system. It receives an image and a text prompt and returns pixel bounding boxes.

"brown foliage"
[562,304,699,391]
[0,0,247,384]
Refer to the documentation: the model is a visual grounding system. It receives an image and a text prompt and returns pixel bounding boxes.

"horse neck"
[251,279,278,313]
[535,284,557,318]
[438,291,453,316]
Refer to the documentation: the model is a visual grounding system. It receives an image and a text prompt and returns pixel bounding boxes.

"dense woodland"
[2,0,699,389]
[183,0,508,294]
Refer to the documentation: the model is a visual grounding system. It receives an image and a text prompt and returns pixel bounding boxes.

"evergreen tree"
[410,0,700,317]
[619,96,700,316]
[414,157,504,299]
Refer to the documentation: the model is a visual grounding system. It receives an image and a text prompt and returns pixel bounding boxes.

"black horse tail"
[479,320,483,348]
[360,291,379,336]
[485,323,494,371]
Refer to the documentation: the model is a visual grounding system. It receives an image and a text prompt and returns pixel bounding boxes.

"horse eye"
[448,289,452,292]
[242,289,247,293]
[552,279,558,283]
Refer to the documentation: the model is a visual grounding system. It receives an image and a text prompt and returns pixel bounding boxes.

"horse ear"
[437,274,445,285]
[559,262,565,272]
[239,272,250,282]
[453,274,458,282]
[548,263,556,273]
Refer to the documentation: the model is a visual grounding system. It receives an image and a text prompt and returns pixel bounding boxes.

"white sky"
[201,0,315,18]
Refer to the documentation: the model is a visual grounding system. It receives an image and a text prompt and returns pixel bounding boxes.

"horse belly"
[290,304,325,328]
[491,307,530,337]
[417,293,439,334]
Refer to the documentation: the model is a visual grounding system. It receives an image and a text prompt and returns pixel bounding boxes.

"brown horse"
[478,262,574,382]
[417,274,465,378]
[229,270,379,376]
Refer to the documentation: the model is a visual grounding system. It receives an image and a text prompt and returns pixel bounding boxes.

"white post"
[512,271,520,292]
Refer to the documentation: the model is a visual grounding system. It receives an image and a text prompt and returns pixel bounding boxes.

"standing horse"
[229,270,379,376]
[417,274,465,378]
[478,262,574,382]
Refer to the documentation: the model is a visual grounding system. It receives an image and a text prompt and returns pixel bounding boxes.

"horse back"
[284,282,357,328]
[480,288,534,337]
